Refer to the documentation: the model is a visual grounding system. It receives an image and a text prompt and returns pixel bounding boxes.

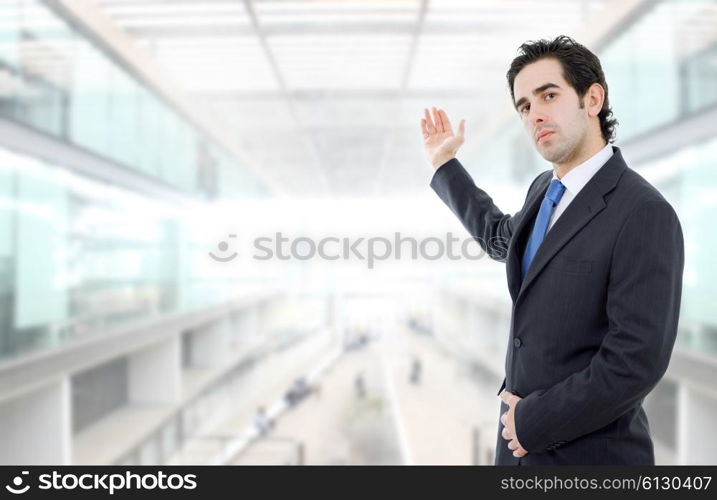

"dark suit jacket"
[430,146,684,465]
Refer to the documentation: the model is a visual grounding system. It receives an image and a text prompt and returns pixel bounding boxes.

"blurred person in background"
[254,406,274,436]
[354,372,366,399]
[421,36,684,465]
[409,356,422,385]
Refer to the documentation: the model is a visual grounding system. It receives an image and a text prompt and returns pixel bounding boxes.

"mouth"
[536,130,555,144]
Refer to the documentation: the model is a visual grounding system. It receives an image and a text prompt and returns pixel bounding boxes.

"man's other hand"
[499,390,528,458]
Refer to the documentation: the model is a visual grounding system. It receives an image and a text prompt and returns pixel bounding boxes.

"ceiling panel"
[95,0,611,197]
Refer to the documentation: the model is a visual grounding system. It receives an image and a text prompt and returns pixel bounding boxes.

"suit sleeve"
[430,158,543,262]
[513,199,685,453]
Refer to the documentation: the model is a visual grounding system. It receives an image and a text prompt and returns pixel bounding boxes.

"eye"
[519,104,530,115]
[545,92,556,101]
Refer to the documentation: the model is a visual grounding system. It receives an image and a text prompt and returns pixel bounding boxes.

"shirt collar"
[552,143,614,196]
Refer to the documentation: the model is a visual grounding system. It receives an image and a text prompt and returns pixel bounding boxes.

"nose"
[529,106,547,126]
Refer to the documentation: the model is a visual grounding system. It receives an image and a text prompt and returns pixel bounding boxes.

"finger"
[501,427,512,440]
[507,440,518,451]
[504,393,519,408]
[420,118,428,136]
[440,109,453,134]
[432,107,444,133]
[457,119,465,139]
[424,108,435,132]
[436,109,448,132]
[514,448,528,458]
[500,390,513,405]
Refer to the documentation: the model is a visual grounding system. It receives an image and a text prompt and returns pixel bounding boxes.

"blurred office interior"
[0,0,716,465]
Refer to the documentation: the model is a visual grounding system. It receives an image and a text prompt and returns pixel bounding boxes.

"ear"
[585,82,605,117]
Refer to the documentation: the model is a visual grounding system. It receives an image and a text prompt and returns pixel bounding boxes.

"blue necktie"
[521,179,566,280]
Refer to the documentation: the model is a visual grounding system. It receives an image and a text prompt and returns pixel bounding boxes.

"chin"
[540,143,572,164]
[537,147,561,163]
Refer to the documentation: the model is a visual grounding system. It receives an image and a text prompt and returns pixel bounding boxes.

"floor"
[233,323,500,465]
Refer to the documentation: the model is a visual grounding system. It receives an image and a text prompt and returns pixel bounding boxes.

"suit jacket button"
[513,338,522,348]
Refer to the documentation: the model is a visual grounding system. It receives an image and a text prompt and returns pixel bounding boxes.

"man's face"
[512,58,589,164]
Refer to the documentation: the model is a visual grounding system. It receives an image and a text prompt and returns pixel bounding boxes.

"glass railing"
[0,145,261,361]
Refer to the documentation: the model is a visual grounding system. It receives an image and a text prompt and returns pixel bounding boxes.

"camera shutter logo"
[5,471,30,495]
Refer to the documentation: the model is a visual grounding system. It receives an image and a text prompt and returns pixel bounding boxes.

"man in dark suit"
[420,36,684,465]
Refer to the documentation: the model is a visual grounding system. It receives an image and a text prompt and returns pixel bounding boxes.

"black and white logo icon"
[5,471,30,495]
[209,234,238,262]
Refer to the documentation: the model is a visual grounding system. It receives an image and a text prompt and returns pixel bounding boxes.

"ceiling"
[93,0,613,197]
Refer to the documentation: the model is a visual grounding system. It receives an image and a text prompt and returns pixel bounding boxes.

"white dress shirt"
[548,143,614,231]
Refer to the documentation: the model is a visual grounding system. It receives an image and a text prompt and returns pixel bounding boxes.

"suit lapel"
[509,146,628,305]
[506,173,550,302]
[516,183,606,302]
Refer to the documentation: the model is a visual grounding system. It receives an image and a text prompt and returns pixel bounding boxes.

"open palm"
[420,107,465,170]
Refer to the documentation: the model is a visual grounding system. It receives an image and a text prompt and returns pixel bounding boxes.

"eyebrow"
[514,83,562,110]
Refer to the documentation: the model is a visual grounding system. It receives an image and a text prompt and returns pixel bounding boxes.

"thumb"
[457,119,466,139]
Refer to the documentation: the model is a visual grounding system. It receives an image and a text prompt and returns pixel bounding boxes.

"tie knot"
[545,179,566,205]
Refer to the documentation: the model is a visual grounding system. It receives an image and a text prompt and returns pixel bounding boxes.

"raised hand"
[420,107,466,171]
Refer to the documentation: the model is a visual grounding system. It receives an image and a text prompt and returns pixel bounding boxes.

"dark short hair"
[506,35,618,143]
